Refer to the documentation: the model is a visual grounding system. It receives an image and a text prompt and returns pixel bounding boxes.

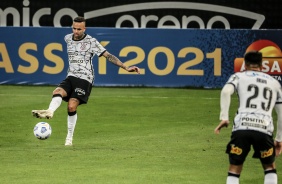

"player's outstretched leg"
[31,94,62,119]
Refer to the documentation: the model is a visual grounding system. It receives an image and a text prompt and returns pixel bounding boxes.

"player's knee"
[68,98,79,112]
[53,87,66,96]
[52,88,60,94]
[262,163,276,171]
[67,105,77,112]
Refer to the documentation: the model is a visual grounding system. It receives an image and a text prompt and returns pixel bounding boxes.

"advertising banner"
[1,0,281,29]
[1,27,282,87]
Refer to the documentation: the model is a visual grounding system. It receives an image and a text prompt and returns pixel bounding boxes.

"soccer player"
[214,51,282,184]
[32,16,140,146]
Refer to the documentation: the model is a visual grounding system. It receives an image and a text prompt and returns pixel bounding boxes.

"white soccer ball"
[33,122,52,140]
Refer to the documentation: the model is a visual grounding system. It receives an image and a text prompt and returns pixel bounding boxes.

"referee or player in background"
[215,51,282,184]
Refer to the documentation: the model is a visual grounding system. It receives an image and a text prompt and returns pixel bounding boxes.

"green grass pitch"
[0,85,281,184]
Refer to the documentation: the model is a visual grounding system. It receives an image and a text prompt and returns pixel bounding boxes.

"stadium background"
[1,0,282,87]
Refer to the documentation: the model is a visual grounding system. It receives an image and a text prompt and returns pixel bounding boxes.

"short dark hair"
[244,51,262,66]
[73,16,86,23]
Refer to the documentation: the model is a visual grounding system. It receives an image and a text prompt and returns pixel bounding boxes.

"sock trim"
[53,94,62,98]
[228,172,240,178]
[68,111,77,116]
[265,169,277,175]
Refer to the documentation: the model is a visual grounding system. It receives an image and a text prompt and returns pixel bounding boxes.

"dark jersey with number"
[226,71,282,135]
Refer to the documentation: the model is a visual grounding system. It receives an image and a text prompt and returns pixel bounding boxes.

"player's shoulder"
[229,71,243,79]
[64,33,73,42]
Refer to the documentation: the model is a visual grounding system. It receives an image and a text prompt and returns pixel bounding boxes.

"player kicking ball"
[32,16,140,146]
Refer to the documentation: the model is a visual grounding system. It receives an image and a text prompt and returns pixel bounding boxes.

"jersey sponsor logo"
[73,71,87,75]
[1,1,265,29]
[261,147,273,158]
[234,40,282,81]
[241,117,264,123]
[241,122,267,129]
[241,117,268,129]
[70,60,84,64]
[230,144,242,155]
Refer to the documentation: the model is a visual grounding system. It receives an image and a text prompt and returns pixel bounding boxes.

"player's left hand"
[127,66,140,74]
[214,120,229,134]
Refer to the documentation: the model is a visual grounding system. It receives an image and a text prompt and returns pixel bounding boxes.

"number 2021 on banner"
[98,43,222,76]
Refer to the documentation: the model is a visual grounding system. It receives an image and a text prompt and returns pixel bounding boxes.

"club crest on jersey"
[76,42,90,51]
[80,43,87,50]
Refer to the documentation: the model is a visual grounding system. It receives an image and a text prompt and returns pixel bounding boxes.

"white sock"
[264,172,277,184]
[67,112,77,140]
[227,174,239,184]
[48,96,62,112]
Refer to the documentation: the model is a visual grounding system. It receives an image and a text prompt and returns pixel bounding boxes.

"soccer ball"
[33,122,52,140]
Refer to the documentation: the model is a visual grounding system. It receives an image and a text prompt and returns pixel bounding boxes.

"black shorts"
[226,130,275,165]
[58,76,92,105]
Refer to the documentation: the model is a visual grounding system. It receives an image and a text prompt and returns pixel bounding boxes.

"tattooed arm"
[104,51,128,70]
[103,51,140,73]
